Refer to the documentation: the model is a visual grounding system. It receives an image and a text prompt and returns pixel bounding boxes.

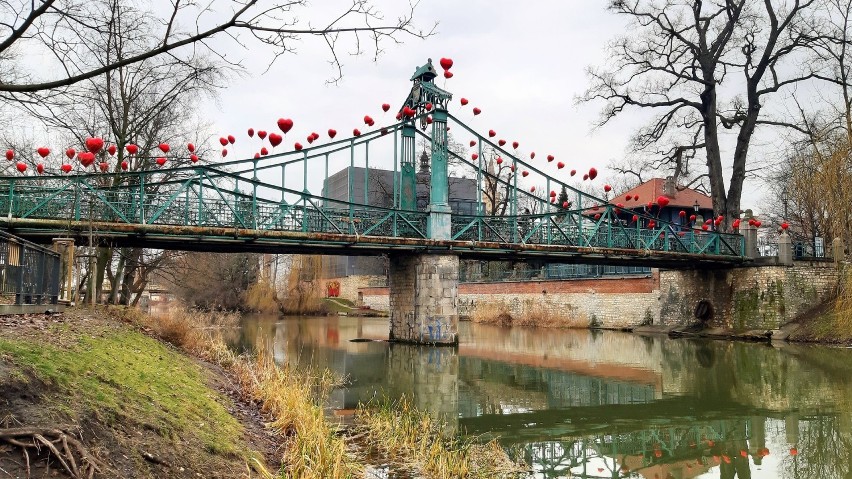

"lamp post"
[781,189,789,219]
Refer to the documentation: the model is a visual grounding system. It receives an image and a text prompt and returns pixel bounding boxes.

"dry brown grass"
[244,281,280,313]
[469,299,588,328]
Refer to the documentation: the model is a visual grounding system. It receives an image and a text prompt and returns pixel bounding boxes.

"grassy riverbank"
[0,307,524,478]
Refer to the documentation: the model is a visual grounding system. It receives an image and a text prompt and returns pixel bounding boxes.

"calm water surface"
[226,316,852,479]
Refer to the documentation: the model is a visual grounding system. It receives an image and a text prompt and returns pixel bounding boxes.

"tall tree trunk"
[119,248,142,306]
[109,249,127,304]
[95,247,112,304]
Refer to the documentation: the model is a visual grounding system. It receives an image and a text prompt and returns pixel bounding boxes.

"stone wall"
[324,275,384,303]
[363,262,841,331]
[388,254,459,344]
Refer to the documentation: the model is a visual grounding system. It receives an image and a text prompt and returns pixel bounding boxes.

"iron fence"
[459,263,652,283]
[0,230,61,305]
[757,235,826,259]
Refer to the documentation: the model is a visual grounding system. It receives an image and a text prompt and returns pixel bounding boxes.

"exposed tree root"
[0,427,103,478]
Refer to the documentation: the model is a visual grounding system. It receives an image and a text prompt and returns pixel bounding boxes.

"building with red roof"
[609,177,714,228]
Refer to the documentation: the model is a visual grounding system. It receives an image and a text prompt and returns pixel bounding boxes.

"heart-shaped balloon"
[190,154,199,163]
[254,153,260,159]
[37,147,50,158]
[85,137,104,153]
[472,107,481,115]
[219,137,228,146]
[470,140,476,147]
[5,149,13,161]
[496,157,503,165]
[679,210,687,217]
[547,155,554,162]
[221,149,228,157]
[307,134,314,144]
[426,116,433,124]
[78,152,95,166]
[268,133,283,147]
[570,169,576,176]
[732,218,740,228]
[530,186,536,192]
[107,145,117,156]
[15,162,26,173]
[632,214,639,223]
[510,165,516,172]
[156,157,166,166]
[61,164,72,173]
[36,163,44,174]
[258,130,267,139]
[65,148,76,159]
[471,153,478,160]
[512,141,519,149]
[126,144,139,155]
[550,190,556,197]
[522,171,529,177]
[353,129,361,137]
[158,143,170,153]
[583,174,589,180]
[294,142,303,151]
[439,58,453,70]
[381,127,389,136]
[626,194,632,200]
[563,201,571,208]
[396,112,402,121]
[781,222,789,230]
[277,118,294,134]
[187,143,195,153]
[488,130,496,137]
[260,147,269,156]
[656,195,670,207]
[247,128,255,137]
[99,162,109,172]
[328,129,337,139]
[498,139,506,146]
[460,98,468,105]
[363,115,373,125]
[604,184,611,192]
[382,103,390,112]
[443,71,453,79]
[530,152,535,159]
[588,167,598,180]
[227,135,235,144]
[121,160,129,170]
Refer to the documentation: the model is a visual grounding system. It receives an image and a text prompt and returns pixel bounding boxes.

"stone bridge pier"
[388,253,459,345]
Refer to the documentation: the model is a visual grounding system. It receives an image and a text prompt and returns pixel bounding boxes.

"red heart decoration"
[36,163,44,174]
[626,194,632,200]
[550,190,556,197]
[498,139,506,146]
[547,155,554,162]
[470,140,476,147]
[656,195,670,207]
[221,149,228,157]
[471,153,478,160]
[121,160,129,170]
[78,152,95,166]
[228,135,236,144]
[268,133,283,147]
[65,148,76,159]
[522,171,529,177]
[61,164,72,173]
[15,161,26,173]
[382,103,391,112]
[85,137,104,153]
[754,220,762,227]
[570,169,576,176]
[496,157,503,165]
[294,142,303,151]
[187,143,195,153]
[99,162,109,172]
[510,165,516,172]
[126,144,139,155]
[512,141,519,149]
[4,149,13,161]
[781,222,789,230]
[632,214,639,223]
[219,137,228,146]
[563,201,570,208]
[247,128,255,137]
[364,115,373,125]
[530,186,536,192]
[426,116,433,124]
[649,220,656,229]
[460,98,468,105]
[472,107,481,115]
[260,147,269,156]
[557,162,565,169]
[634,195,639,201]
[353,129,361,137]
[254,153,260,159]
[156,157,166,166]
[679,210,687,217]
[277,118,294,134]
[732,218,740,228]
[107,145,117,156]
[396,112,402,120]
[443,71,453,79]
[190,154,199,163]
[158,143,170,153]
[258,130,267,140]
[702,224,709,231]
[488,129,496,137]
[604,184,612,192]
[690,214,697,222]
[583,174,589,180]
[439,58,453,70]
[307,134,314,144]
[588,167,598,180]
[37,147,50,158]
[328,129,337,139]
[381,127,389,136]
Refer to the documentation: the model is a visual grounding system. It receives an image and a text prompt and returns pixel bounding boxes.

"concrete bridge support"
[388,253,459,345]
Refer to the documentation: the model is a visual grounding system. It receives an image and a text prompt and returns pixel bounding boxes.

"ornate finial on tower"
[400,58,452,129]
[419,150,430,173]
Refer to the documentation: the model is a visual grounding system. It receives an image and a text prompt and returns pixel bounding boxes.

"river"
[226,315,852,479]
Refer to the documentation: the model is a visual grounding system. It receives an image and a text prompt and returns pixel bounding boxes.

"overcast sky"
[198,1,769,209]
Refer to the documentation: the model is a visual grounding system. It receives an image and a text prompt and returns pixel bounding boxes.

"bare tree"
[0,0,435,96]
[581,0,834,227]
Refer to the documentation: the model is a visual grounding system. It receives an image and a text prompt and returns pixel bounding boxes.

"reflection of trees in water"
[780,414,852,479]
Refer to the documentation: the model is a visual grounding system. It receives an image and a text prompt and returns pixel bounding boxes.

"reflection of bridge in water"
[230,316,852,479]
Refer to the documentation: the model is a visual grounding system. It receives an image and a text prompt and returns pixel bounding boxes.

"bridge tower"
[389,59,459,345]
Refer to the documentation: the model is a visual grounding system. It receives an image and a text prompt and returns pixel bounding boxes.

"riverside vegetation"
[0,306,525,478]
